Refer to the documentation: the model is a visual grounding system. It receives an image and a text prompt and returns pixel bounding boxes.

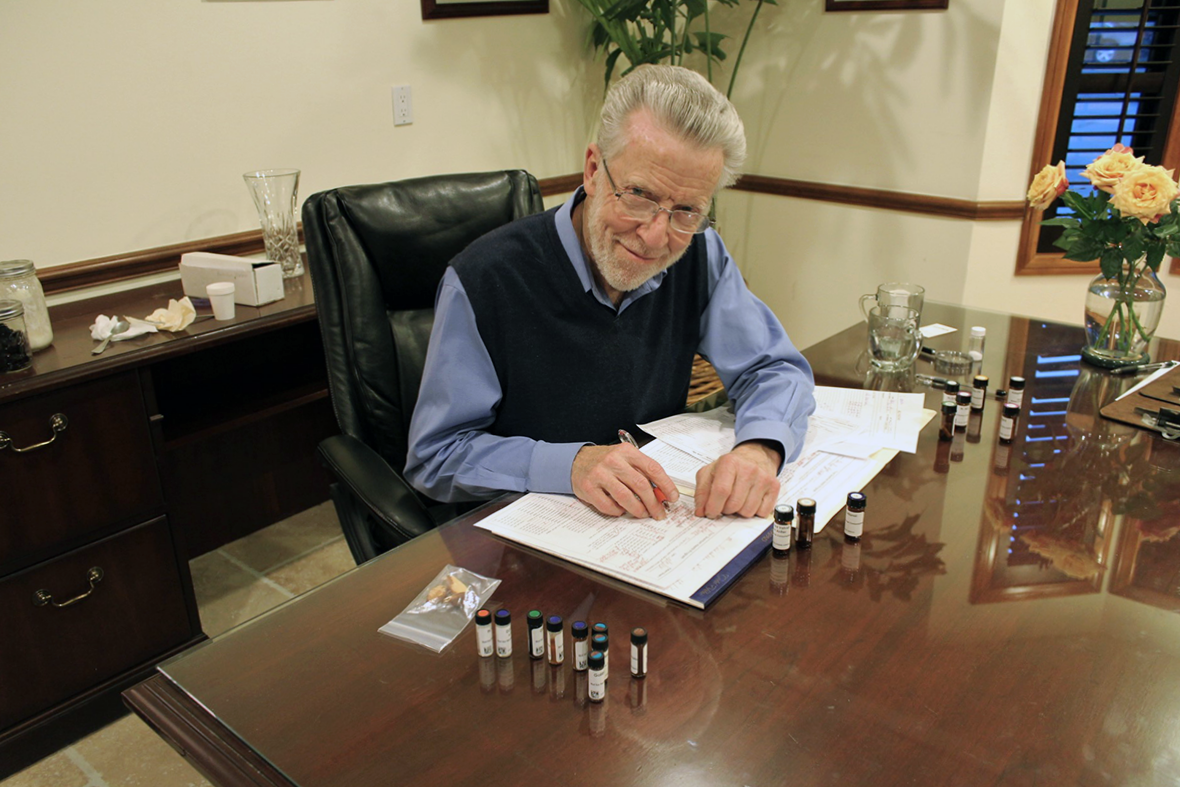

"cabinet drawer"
[0,516,192,730]
[0,372,163,569]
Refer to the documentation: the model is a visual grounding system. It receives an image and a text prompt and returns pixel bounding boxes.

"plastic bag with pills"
[378,565,501,652]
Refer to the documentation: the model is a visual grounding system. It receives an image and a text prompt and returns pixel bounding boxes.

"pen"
[617,429,672,513]
[1111,360,1176,376]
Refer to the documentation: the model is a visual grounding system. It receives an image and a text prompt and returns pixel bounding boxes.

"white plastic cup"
[207,282,236,321]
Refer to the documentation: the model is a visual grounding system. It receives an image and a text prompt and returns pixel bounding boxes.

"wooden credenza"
[0,272,337,777]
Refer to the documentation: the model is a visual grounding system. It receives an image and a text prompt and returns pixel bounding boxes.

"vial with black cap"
[630,628,648,679]
[844,492,866,541]
[796,498,816,549]
[475,608,494,658]
[772,504,794,556]
[546,615,564,665]
[572,621,589,671]
[588,651,607,703]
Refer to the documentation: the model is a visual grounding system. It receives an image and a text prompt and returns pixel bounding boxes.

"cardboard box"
[179,252,285,306]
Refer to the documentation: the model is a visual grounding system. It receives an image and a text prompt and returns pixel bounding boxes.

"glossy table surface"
[127,303,1180,787]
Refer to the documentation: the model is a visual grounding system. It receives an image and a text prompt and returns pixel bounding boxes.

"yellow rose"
[1110,165,1179,224]
[1081,145,1145,193]
[1027,161,1068,210]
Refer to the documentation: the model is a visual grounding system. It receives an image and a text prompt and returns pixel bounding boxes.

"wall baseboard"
[35,173,1029,296]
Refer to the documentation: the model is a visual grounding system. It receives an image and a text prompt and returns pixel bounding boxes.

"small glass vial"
[0,261,52,351]
[572,621,590,671]
[630,628,648,679]
[546,615,564,666]
[955,390,971,430]
[0,300,33,373]
[1007,376,1026,408]
[527,610,544,659]
[971,375,989,410]
[494,609,513,658]
[943,379,960,408]
[968,326,986,362]
[588,651,607,702]
[796,498,816,549]
[939,401,956,441]
[592,633,609,677]
[844,492,866,541]
[475,609,494,658]
[772,504,794,555]
[999,403,1020,444]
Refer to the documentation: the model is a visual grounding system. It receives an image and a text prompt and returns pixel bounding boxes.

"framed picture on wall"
[825,0,948,10]
[421,0,548,19]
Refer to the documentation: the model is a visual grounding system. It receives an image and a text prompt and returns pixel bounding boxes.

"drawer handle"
[0,413,69,454]
[33,566,104,608]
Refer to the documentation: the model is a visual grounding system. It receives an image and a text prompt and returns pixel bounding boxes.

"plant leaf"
[1100,248,1123,279]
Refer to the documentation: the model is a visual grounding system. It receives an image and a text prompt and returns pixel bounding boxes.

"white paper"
[920,323,957,338]
[475,493,767,604]
[812,388,927,454]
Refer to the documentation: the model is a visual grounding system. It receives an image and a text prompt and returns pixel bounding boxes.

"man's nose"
[635,209,672,249]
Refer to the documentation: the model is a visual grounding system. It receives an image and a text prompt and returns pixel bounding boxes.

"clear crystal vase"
[243,169,303,279]
[1081,258,1166,368]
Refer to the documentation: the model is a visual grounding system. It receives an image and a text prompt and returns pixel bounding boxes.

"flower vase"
[1081,260,1166,368]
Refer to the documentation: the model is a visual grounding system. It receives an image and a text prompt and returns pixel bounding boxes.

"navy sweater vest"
[451,206,710,447]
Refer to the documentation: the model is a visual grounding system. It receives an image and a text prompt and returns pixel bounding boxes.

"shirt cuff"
[527,441,589,495]
[734,419,798,472]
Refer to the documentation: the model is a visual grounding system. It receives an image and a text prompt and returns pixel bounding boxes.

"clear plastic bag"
[378,565,501,652]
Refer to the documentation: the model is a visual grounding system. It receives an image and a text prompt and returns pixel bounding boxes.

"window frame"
[1016,0,1180,277]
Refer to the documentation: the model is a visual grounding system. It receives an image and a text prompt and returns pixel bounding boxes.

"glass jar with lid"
[0,260,53,351]
[0,299,33,373]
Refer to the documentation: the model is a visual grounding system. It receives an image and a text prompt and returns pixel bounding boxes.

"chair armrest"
[317,434,434,545]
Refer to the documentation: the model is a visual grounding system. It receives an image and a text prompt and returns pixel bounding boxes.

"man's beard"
[584,192,689,294]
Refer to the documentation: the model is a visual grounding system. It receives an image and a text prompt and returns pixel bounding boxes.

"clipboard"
[1100,363,1180,438]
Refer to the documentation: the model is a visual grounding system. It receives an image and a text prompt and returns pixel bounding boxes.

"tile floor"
[4,501,354,787]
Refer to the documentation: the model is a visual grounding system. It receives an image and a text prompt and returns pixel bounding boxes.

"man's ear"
[583,144,601,196]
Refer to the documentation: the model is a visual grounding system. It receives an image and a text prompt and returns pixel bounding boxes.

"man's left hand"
[694,440,782,519]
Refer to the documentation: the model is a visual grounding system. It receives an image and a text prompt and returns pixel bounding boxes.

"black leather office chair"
[303,170,546,564]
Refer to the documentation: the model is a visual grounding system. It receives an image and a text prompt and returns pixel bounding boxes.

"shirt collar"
[554,187,668,311]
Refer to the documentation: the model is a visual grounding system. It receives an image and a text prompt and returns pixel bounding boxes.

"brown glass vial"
[796,498,816,549]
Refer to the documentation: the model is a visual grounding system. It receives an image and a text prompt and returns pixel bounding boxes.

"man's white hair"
[598,64,747,189]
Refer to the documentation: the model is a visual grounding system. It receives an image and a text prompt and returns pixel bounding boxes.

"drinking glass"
[243,169,303,278]
[867,305,921,371]
[860,282,925,324]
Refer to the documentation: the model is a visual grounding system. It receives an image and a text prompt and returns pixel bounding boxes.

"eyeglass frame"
[600,158,713,235]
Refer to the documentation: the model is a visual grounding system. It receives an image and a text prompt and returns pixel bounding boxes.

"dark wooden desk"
[126,305,1180,786]
[1,272,336,777]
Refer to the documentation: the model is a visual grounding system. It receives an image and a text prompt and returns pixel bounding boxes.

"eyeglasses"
[601,158,712,235]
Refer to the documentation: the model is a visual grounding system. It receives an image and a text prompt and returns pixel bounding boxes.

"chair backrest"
[304,170,545,480]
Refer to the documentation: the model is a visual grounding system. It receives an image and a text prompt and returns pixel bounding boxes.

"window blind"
[1039,0,1180,253]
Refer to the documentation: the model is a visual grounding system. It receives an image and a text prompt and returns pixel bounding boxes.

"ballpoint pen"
[617,429,672,513]
[1111,360,1177,376]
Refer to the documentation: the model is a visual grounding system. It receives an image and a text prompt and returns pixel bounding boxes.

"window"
[1018,0,1180,275]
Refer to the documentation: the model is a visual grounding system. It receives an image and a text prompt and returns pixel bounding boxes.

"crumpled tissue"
[143,297,196,331]
[89,315,159,342]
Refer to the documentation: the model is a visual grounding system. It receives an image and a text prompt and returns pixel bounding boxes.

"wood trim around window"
[1017,0,1180,277]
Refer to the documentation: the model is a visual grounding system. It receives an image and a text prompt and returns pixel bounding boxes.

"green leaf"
[1145,243,1166,271]
[1156,221,1180,237]
[1061,191,1093,219]
[1039,217,1080,228]
[1062,240,1102,261]
[1100,248,1123,279]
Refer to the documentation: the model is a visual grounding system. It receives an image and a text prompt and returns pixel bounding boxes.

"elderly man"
[406,64,815,521]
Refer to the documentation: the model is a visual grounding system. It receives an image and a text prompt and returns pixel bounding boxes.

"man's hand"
[572,444,679,520]
[694,440,782,519]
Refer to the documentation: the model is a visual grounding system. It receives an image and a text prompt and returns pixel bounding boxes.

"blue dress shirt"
[405,189,816,503]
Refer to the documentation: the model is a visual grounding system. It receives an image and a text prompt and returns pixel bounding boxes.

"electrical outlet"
[393,85,413,126]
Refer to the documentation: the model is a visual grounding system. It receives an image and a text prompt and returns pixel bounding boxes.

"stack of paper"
[475,387,935,608]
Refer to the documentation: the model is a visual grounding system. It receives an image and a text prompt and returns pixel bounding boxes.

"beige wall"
[0,0,594,268]
[2,0,1177,345]
[717,0,1179,348]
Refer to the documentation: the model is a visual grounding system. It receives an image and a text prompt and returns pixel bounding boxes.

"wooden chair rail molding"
[36,173,1050,296]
